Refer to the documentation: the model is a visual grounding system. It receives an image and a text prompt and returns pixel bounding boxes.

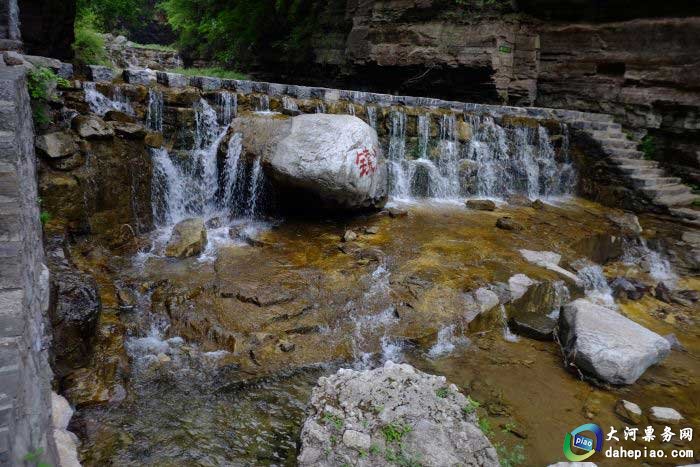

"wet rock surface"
[46,237,101,376]
[298,362,499,467]
[165,218,207,258]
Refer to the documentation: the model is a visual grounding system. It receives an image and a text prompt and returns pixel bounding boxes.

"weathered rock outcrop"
[558,299,671,385]
[299,361,499,466]
[45,236,101,377]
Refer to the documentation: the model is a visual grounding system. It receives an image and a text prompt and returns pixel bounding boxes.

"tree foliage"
[160,0,328,67]
[76,0,146,32]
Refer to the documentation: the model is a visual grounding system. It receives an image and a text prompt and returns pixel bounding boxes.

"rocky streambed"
[54,197,699,466]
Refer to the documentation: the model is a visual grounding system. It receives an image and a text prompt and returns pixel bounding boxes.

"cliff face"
[283,0,700,184]
[536,17,700,182]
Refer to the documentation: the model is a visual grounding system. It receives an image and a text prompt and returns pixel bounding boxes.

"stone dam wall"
[0,67,56,465]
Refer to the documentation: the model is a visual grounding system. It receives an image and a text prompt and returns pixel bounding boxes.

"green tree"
[160,0,330,68]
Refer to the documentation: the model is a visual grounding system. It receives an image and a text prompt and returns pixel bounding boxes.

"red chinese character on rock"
[355,147,377,177]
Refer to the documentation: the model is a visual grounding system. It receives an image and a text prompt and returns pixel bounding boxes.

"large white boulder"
[298,361,499,467]
[266,114,387,210]
[558,299,670,385]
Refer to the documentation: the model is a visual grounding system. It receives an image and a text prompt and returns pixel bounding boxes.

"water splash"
[574,261,616,307]
[427,324,470,359]
[500,305,520,342]
[84,82,134,116]
[622,238,677,287]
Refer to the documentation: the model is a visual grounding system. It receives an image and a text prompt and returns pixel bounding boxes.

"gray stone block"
[123,68,156,86]
[88,65,115,82]
[0,289,23,337]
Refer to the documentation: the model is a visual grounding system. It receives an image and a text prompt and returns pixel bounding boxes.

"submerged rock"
[466,199,496,211]
[298,361,499,467]
[648,406,684,425]
[558,299,671,385]
[165,218,207,258]
[614,399,642,424]
[610,277,648,300]
[496,216,523,231]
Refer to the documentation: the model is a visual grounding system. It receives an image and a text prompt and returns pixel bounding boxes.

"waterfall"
[575,262,616,308]
[366,106,378,130]
[387,111,411,199]
[146,89,163,132]
[417,114,430,158]
[282,96,298,113]
[218,92,236,125]
[84,82,134,116]
[347,104,356,116]
[622,238,677,286]
[151,147,186,225]
[255,95,270,112]
[315,102,326,113]
[435,114,461,199]
[464,116,574,200]
[245,157,265,218]
[221,133,244,218]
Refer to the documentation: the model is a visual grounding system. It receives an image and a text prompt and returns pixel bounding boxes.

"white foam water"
[427,324,470,359]
[84,82,134,116]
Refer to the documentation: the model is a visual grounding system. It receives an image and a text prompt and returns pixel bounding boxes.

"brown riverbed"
[73,197,699,466]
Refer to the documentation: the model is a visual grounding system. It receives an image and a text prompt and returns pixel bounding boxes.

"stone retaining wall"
[0,67,57,466]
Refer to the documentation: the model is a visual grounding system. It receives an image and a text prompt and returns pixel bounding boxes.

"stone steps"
[629,175,683,187]
[642,183,693,198]
[670,208,700,226]
[654,191,700,207]
[600,138,638,150]
[618,165,665,176]
[611,157,658,167]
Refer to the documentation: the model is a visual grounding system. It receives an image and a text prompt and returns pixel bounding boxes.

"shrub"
[168,67,248,80]
[73,11,109,66]
[27,67,67,126]
[639,135,656,160]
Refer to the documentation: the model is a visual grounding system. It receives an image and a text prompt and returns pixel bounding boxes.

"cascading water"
[146,89,163,132]
[622,238,678,286]
[366,106,378,130]
[282,96,298,113]
[245,157,265,218]
[387,111,411,199]
[218,92,236,125]
[146,90,269,257]
[84,82,134,116]
[434,114,461,199]
[465,116,574,200]
[255,94,270,113]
